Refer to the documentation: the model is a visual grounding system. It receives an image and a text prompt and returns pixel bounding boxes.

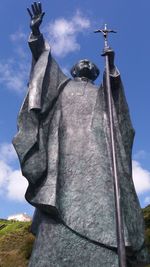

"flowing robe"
[13,34,145,252]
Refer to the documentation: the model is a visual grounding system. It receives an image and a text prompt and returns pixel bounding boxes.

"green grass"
[0,206,149,267]
[0,220,31,236]
[0,219,35,267]
[143,205,150,266]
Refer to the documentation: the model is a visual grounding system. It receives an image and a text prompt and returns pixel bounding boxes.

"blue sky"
[0,0,150,218]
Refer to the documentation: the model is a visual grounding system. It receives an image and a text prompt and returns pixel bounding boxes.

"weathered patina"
[13,2,150,267]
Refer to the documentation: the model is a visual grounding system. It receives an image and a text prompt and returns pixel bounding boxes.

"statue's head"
[70,59,100,81]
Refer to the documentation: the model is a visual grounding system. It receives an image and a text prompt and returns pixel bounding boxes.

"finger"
[41,12,45,19]
[27,8,33,18]
[38,2,42,13]
[31,3,37,15]
[34,2,39,14]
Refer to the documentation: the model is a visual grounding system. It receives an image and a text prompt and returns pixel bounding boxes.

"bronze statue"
[13,2,150,266]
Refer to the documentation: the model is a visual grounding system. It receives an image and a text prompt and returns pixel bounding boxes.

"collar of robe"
[74,77,93,84]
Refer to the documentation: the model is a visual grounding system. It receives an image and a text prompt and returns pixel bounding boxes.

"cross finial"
[94,24,117,47]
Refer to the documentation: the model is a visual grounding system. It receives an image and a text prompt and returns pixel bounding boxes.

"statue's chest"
[61,80,99,118]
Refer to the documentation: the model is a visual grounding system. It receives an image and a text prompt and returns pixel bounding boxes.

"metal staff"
[94,24,126,267]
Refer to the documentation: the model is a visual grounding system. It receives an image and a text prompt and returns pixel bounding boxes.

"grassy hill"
[0,206,150,267]
[143,205,150,254]
[0,220,35,267]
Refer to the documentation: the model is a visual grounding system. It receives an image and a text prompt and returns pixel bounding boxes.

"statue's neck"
[74,77,93,84]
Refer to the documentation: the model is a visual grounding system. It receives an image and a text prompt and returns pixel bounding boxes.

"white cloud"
[144,196,150,205]
[0,160,11,188]
[0,28,29,93]
[6,169,28,202]
[15,46,27,59]
[132,160,150,194]
[44,10,91,57]
[0,159,28,202]
[0,143,28,202]
[0,143,17,163]
[133,150,147,160]
[10,29,27,59]
[10,29,26,42]
[0,60,28,93]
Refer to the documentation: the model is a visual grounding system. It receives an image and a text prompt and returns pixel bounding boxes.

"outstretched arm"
[27,2,46,61]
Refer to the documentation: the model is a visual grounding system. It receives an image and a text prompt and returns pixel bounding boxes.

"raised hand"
[27,2,45,36]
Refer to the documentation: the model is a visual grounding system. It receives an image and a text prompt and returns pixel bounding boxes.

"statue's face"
[71,59,100,81]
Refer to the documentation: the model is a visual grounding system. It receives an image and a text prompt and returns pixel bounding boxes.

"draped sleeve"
[13,34,69,184]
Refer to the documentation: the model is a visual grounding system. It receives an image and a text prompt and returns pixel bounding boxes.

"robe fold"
[13,34,146,252]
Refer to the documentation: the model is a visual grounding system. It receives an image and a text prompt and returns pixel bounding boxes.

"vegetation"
[0,219,35,267]
[143,205,150,253]
[0,206,150,267]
